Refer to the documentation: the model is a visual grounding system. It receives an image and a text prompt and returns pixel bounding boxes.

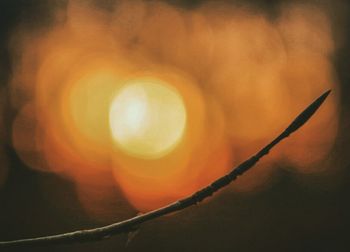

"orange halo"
[9,0,339,214]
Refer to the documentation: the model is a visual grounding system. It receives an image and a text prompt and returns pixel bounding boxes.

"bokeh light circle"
[109,79,187,159]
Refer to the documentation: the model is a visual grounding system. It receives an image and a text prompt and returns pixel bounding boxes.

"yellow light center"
[109,79,187,159]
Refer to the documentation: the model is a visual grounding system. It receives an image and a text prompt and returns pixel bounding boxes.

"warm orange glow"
[9,0,339,213]
[111,72,231,210]
[109,79,187,159]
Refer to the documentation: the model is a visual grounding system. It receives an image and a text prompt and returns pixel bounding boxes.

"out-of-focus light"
[109,79,187,159]
[8,0,339,213]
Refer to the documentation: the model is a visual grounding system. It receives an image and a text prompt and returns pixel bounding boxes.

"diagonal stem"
[0,90,331,248]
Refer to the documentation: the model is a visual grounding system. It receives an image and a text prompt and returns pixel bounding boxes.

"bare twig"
[0,90,331,248]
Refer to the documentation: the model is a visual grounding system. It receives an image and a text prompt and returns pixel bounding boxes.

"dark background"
[1,0,350,251]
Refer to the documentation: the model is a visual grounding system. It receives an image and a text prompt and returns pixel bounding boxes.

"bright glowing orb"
[109,79,187,159]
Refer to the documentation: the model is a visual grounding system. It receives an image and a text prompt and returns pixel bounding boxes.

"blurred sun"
[109,79,187,159]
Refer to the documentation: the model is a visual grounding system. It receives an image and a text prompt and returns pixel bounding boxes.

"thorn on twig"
[126,228,140,247]
[125,212,143,247]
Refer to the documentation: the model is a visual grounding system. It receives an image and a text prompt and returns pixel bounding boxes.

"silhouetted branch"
[0,90,331,248]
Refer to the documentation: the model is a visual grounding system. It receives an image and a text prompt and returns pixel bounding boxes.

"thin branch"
[0,90,331,248]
